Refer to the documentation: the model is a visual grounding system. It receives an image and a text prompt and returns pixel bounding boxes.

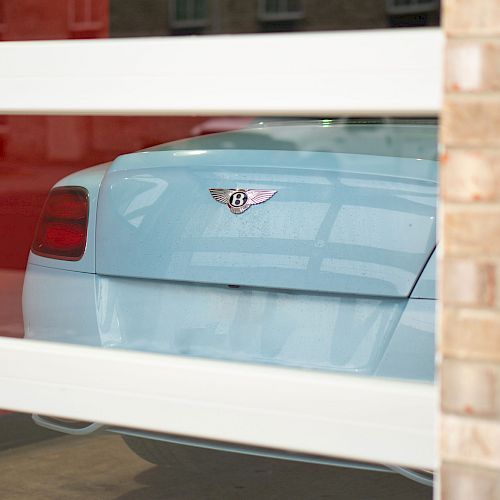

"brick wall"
[440,0,500,498]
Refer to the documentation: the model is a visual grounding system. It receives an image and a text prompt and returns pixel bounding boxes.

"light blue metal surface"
[96,150,437,297]
[23,264,100,346]
[24,263,433,381]
[375,299,436,381]
[411,249,437,299]
[95,275,407,374]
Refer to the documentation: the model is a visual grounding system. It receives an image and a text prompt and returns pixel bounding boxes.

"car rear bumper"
[23,263,435,381]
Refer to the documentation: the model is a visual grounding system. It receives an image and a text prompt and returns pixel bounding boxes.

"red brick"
[442,97,500,148]
[441,150,500,202]
[441,462,500,500]
[442,414,500,469]
[444,207,500,257]
[442,308,500,362]
[446,41,500,93]
[441,359,500,417]
[444,0,500,36]
[441,258,496,307]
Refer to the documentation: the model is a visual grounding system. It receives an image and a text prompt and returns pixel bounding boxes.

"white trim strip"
[0,29,443,116]
[0,337,436,469]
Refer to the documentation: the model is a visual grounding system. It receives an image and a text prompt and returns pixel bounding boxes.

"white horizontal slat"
[0,337,436,470]
[0,28,443,116]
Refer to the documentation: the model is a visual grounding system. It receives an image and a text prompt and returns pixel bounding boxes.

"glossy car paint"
[23,263,434,381]
[24,123,438,382]
[411,249,436,299]
[376,298,435,381]
[96,150,437,297]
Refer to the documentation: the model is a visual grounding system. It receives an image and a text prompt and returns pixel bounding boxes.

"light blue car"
[23,120,437,485]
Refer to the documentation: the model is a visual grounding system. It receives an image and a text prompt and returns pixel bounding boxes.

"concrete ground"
[0,421,432,500]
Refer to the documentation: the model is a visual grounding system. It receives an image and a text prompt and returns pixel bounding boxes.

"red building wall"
[0,0,109,41]
[0,2,249,342]
[0,1,217,271]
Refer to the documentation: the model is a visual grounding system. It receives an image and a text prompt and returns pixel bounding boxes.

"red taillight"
[32,187,89,261]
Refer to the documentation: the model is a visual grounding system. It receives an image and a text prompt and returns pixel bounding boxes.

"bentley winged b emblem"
[209,188,277,214]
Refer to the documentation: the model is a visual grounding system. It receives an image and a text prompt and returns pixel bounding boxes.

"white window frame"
[0,28,442,471]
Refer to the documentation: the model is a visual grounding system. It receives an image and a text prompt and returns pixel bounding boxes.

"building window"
[68,0,104,33]
[385,0,439,15]
[169,0,209,29]
[258,0,304,22]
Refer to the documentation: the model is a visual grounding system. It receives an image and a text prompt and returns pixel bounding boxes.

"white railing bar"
[0,337,436,470]
[0,29,443,116]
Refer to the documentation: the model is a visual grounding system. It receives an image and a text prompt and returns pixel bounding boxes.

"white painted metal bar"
[0,28,443,116]
[0,337,436,470]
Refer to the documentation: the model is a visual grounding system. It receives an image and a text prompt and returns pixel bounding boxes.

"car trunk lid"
[95,149,437,298]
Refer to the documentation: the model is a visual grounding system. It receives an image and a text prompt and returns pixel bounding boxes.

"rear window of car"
[152,119,438,161]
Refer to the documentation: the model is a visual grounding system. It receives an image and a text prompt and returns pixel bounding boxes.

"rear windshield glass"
[152,119,438,161]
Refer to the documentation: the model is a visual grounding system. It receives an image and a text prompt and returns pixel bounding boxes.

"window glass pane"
[0,118,437,494]
[265,0,280,13]
[175,0,188,20]
[193,0,207,19]
[1,115,437,385]
[0,2,439,493]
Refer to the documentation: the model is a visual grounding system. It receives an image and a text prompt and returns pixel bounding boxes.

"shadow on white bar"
[0,28,443,116]
[0,337,436,470]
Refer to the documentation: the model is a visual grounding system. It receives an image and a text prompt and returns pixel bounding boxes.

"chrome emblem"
[209,188,277,214]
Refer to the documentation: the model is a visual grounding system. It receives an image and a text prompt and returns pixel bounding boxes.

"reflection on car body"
[23,120,437,486]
